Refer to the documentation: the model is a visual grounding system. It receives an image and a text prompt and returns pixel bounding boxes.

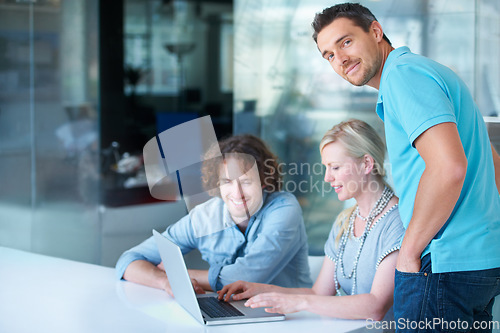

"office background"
[0,0,499,268]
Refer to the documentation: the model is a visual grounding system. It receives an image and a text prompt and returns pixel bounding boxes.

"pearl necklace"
[334,186,393,296]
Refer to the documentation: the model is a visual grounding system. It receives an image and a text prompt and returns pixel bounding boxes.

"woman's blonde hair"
[319,119,389,244]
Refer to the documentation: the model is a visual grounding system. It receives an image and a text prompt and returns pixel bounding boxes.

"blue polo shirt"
[377,46,500,273]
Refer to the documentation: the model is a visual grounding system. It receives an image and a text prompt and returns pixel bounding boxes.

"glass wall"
[106,0,234,201]
[0,0,100,262]
[1,0,498,263]
[0,0,233,266]
[233,0,500,254]
[122,0,233,115]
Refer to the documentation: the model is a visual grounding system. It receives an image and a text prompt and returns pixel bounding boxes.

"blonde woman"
[218,119,404,322]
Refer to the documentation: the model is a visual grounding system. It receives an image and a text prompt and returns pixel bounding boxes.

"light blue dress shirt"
[377,46,500,273]
[115,191,312,291]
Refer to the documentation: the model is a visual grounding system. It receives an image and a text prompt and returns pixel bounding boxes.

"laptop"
[152,229,285,325]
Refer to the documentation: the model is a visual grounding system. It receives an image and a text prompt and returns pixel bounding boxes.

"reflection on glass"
[0,0,100,262]
[234,0,500,254]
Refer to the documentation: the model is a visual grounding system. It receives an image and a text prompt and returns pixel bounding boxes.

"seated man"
[115,134,312,294]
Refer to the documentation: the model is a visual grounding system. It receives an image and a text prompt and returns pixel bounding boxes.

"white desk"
[0,247,368,333]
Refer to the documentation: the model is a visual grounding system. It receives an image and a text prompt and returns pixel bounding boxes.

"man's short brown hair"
[311,2,391,45]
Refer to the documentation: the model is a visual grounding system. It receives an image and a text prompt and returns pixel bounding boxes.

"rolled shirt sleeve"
[115,214,197,280]
[208,264,224,292]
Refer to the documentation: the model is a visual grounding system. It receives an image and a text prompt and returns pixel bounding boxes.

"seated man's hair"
[201,134,282,196]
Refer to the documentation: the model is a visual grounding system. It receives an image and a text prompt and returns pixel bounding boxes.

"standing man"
[311,3,500,332]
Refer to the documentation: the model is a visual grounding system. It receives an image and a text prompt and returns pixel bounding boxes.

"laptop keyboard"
[197,297,244,318]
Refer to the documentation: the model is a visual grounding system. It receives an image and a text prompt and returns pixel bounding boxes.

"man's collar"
[381,46,411,83]
[377,46,411,105]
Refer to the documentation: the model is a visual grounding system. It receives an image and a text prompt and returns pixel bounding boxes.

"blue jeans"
[394,254,500,333]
